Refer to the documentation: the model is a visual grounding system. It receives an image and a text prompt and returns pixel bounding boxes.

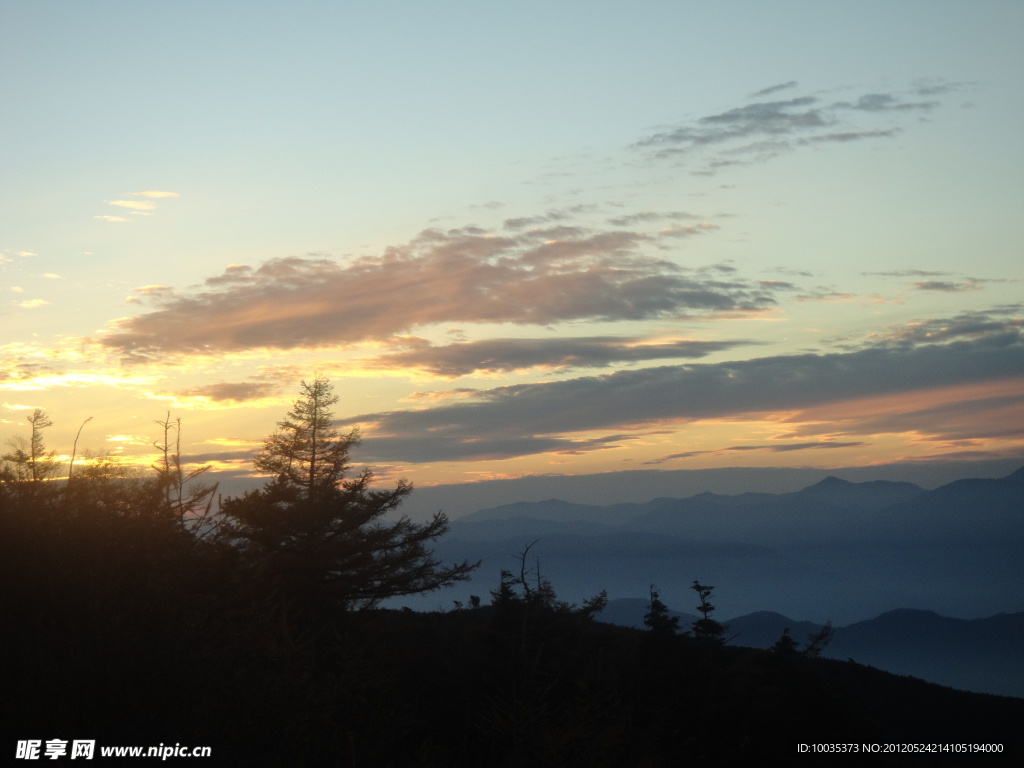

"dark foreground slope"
[5,587,1024,766]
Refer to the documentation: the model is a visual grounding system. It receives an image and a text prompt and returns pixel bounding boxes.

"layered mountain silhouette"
[411,466,1024,699]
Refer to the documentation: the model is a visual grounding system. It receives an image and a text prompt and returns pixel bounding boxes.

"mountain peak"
[810,475,854,488]
[1006,465,1024,481]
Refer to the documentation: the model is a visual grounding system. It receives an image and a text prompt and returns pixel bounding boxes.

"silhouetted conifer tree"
[771,627,800,659]
[803,621,835,658]
[690,580,726,646]
[2,409,62,485]
[220,376,477,614]
[643,585,680,636]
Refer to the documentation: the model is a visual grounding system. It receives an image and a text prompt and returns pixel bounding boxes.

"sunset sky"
[2,1,1022,495]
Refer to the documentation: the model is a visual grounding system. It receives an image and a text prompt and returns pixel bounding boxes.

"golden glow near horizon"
[2,3,1022,490]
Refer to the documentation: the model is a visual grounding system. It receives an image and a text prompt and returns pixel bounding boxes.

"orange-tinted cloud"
[98,225,779,359]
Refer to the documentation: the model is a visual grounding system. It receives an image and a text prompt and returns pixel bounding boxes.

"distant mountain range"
[596,601,1024,699]
[455,466,1024,543]
[407,466,1023,645]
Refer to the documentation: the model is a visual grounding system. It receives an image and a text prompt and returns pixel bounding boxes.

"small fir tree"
[771,627,800,660]
[643,585,681,637]
[690,580,726,646]
[803,621,836,658]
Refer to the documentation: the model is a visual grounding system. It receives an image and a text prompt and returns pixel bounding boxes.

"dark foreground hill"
[5,599,1023,766]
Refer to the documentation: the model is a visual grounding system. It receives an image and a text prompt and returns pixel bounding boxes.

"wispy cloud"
[633,83,957,174]
[356,336,760,378]
[96,190,179,222]
[131,190,180,198]
[749,81,799,98]
[862,269,950,277]
[606,210,700,227]
[13,299,50,309]
[833,93,938,112]
[644,440,867,465]
[910,280,982,292]
[168,381,281,404]
[109,200,156,211]
[658,223,719,238]
[860,308,1024,347]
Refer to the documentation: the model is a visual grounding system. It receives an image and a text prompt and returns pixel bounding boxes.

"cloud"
[750,81,798,98]
[10,287,24,293]
[340,331,1024,463]
[401,388,482,403]
[637,96,829,156]
[795,288,855,302]
[607,211,700,227]
[204,437,264,447]
[783,388,1024,444]
[181,450,260,464]
[105,434,151,445]
[109,200,156,211]
[131,284,177,299]
[633,84,954,173]
[658,222,719,238]
[132,190,180,198]
[357,336,760,377]
[43,273,61,279]
[862,308,1024,347]
[862,269,950,277]
[0,357,56,387]
[898,448,1021,462]
[157,380,282,406]
[98,225,783,359]
[910,280,982,292]
[503,213,566,230]
[834,93,938,112]
[14,299,50,309]
[644,441,867,465]
[501,205,597,231]
[798,129,899,144]
[94,215,128,222]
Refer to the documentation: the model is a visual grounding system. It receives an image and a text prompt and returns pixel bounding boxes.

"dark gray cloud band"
[345,326,1024,463]
[359,336,759,377]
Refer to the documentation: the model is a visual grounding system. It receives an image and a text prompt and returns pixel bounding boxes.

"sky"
[2,0,1023,498]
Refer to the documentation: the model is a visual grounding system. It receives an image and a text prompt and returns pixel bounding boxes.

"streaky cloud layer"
[342,321,1024,463]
